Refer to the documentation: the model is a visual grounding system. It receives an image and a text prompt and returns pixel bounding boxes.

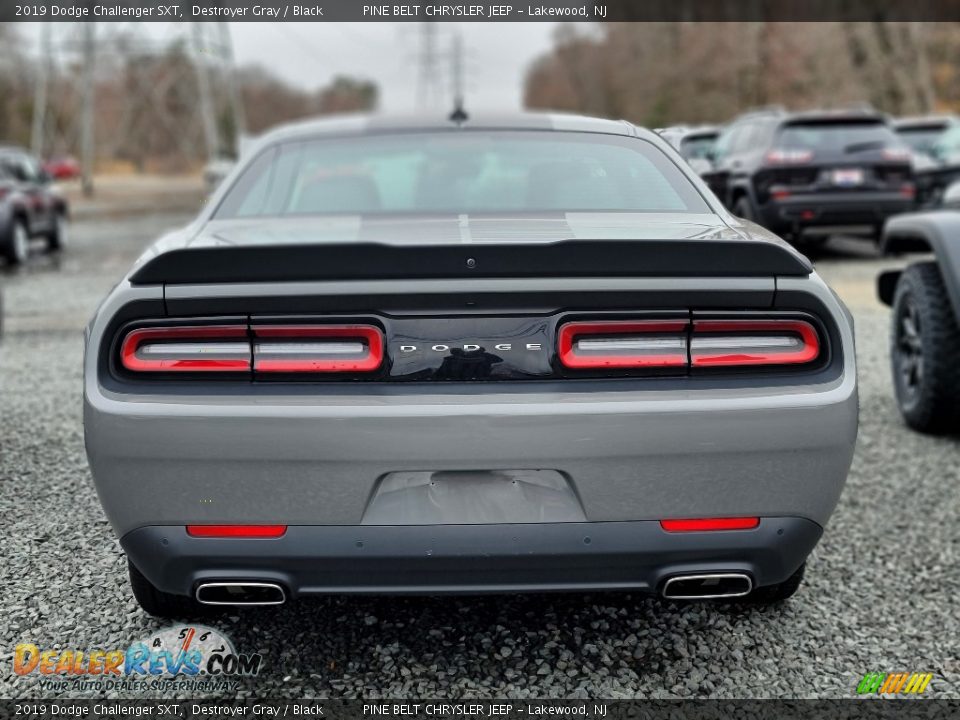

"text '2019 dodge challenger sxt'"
[84,113,858,616]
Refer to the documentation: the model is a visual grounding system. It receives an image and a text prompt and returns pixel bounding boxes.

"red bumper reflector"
[251,324,384,373]
[660,517,760,532]
[558,320,689,369]
[690,319,820,367]
[186,525,287,538]
[120,325,250,372]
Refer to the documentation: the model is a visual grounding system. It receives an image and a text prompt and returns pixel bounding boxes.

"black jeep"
[879,188,960,433]
[707,108,915,245]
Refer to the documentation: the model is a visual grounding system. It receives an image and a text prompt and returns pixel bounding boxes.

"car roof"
[779,108,888,125]
[660,124,719,136]
[893,115,957,130]
[255,111,662,147]
[731,107,889,126]
[680,126,720,138]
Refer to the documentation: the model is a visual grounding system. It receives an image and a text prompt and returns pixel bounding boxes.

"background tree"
[524,22,948,126]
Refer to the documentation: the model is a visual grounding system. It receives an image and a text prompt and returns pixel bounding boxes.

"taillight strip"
[186,525,287,538]
[120,325,251,372]
[558,320,689,369]
[660,517,760,532]
[251,324,384,373]
[690,319,819,367]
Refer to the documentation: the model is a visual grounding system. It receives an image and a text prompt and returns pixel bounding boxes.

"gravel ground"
[1,219,958,699]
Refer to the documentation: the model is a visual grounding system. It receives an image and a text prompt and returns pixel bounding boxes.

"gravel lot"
[1,216,958,699]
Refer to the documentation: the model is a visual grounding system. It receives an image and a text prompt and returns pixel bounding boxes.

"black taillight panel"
[107,310,833,386]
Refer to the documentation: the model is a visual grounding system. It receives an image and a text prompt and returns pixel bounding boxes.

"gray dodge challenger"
[83,113,858,616]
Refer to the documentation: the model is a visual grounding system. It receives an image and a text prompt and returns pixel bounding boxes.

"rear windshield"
[215,131,709,218]
[896,125,947,155]
[776,120,902,154]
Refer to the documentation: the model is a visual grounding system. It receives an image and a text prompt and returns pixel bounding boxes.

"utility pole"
[450,31,465,114]
[191,23,220,162]
[31,23,51,158]
[218,22,246,156]
[80,22,96,197]
[416,23,442,111]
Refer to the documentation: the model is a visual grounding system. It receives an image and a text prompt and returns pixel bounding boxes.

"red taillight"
[690,319,820,367]
[660,517,760,532]
[883,147,911,161]
[765,149,813,165]
[186,525,287,538]
[252,325,384,373]
[558,320,689,369]
[120,325,250,372]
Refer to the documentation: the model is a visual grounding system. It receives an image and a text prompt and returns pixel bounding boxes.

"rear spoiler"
[129,239,812,285]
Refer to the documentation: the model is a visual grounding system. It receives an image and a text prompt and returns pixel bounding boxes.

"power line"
[450,30,465,114]
[416,23,443,111]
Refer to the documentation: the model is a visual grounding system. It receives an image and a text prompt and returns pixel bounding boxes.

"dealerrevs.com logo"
[13,625,262,692]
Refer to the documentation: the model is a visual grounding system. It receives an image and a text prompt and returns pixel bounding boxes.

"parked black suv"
[706,108,915,244]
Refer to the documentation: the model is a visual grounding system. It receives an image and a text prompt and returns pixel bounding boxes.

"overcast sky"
[17,21,561,113]
[229,23,559,112]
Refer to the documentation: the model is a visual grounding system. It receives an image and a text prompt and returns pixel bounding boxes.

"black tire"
[46,212,67,252]
[890,262,960,433]
[128,560,207,618]
[745,562,805,604]
[2,219,29,266]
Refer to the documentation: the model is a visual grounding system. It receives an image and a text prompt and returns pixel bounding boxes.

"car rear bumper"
[122,516,823,597]
[85,374,857,538]
[760,191,914,232]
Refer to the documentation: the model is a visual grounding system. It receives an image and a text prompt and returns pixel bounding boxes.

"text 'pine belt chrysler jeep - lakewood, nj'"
[83,113,858,617]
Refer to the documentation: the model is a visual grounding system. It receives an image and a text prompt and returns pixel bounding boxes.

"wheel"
[733,196,756,223]
[745,563,805,604]
[890,262,960,433]
[128,560,207,618]
[2,220,29,266]
[46,212,68,252]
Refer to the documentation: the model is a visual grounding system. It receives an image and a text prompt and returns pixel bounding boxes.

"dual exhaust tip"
[661,573,752,600]
[196,582,286,606]
[194,574,752,604]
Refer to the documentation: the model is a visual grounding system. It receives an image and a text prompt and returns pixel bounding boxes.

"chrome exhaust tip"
[195,582,286,606]
[662,573,752,600]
